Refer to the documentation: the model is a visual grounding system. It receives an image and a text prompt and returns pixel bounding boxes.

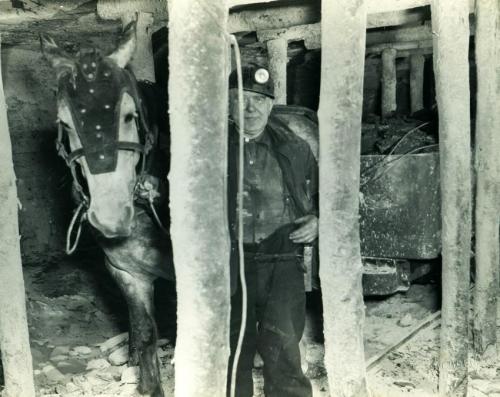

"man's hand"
[289,215,318,244]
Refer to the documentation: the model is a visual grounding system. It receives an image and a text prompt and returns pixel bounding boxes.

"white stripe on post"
[318,1,369,396]
[266,37,288,104]
[472,0,500,359]
[431,0,472,396]
[127,12,156,83]
[0,37,36,397]
[168,2,231,396]
[381,48,397,117]
[410,54,425,114]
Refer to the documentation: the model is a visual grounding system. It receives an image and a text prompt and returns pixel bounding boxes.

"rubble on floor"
[31,332,175,397]
[5,260,499,397]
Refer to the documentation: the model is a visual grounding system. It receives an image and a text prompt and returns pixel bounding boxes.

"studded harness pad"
[57,51,152,175]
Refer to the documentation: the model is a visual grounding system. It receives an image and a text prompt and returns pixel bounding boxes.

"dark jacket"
[227,115,319,295]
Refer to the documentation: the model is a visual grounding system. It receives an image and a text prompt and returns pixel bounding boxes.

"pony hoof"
[138,384,164,397]
[150,386,165,397]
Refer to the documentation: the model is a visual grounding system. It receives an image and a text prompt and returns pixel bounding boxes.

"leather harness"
[55,50,155,207]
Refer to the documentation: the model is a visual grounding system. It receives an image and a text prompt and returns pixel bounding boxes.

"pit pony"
[41,22,173,397]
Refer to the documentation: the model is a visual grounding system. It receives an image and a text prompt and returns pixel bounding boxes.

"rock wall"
[2,17,122,264]
[2,47,72,265]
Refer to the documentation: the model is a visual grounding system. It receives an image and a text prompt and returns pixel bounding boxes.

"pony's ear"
[40,34,75,78]
[107,20,137,69]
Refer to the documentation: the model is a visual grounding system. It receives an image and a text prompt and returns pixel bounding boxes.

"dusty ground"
[1,257,497,397]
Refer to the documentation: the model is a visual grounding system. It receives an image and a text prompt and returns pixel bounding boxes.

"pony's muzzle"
[88,204,135,238]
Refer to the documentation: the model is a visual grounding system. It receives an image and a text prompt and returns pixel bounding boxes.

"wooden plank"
[368,0,475,13]
[230,0,432,12]
[232,8,427,33]
[230,0,475,17]
[229,0,281,7]
[410,54,425,113]
[256,15,475,50]
[0,36,36,397]
[367,0,429,13]
[318,1,369,396]
[0,0,473,30]
[257,22,320,43]
[0,0,90,24]
[472,0,500,359]
[431,0,472,395]
[366,39,433,54]
[259,24,433,45]
[258,24,435,49]
[381,48,397,117]
[367,9,428,28]
[229,0,431,12]
[366,24,432,46]
[228,4,320,33]
[396,48,433,58]
[366,311,441,371]
[131,12,156,82]
[97,0,167,20]
[168,1,231,396]
[266,38,287,104]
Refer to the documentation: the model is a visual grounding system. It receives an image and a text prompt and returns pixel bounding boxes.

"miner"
[227,64,318,397]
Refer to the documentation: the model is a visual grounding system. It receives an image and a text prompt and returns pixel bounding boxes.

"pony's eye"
[124,113,135,123]
[61,121,72,131]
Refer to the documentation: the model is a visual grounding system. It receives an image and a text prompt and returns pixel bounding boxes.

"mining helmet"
[229,64,275,99]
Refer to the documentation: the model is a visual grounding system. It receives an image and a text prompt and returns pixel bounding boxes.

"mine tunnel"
[0,1,496,397]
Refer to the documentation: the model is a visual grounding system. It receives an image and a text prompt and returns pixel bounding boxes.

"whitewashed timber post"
[0,38,36,397]
[168,1,231,396]
[266,37,288,104]
[410,53,425,113]
[128,12,156,83]
[472,0,500,359]
[381,48,397,117]
[318,1,369,396]
[96,1,160,82]
[431,0,472,396]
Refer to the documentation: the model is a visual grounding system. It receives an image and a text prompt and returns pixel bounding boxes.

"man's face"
[229,89,274,139]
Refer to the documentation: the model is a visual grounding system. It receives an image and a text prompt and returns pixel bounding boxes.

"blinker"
[58,52,145,175]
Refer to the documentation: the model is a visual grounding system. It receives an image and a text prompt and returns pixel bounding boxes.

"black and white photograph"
[0,0,498,396]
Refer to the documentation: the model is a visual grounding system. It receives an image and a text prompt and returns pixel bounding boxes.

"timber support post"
[318,1,369,397]
[0,38,36,397]
[266,37,288,104]
[128,12,156,82]
[168,1,231,396]
[472,0,500,359]
[431,0,472,395]
[96,1,161,83]
[381,48,397,117]
[410,53,425,113]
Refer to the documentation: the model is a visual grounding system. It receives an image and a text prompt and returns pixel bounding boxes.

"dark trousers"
[227,255,312,397]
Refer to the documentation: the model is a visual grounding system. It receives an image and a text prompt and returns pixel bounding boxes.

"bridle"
[55,105,155,207]
[54,51,161,252]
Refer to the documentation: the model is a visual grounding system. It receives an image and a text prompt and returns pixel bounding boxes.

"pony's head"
[41,23,153,239]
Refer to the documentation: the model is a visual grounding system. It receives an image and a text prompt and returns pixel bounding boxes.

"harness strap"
[66,201,86,255]
[55,70,162,251]
[56,122,90,206]
[66,141,147,164]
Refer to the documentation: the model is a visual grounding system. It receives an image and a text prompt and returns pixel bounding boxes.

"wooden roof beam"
[228,0,475,33]
[256,16,475,54]
[229,0,475,13]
